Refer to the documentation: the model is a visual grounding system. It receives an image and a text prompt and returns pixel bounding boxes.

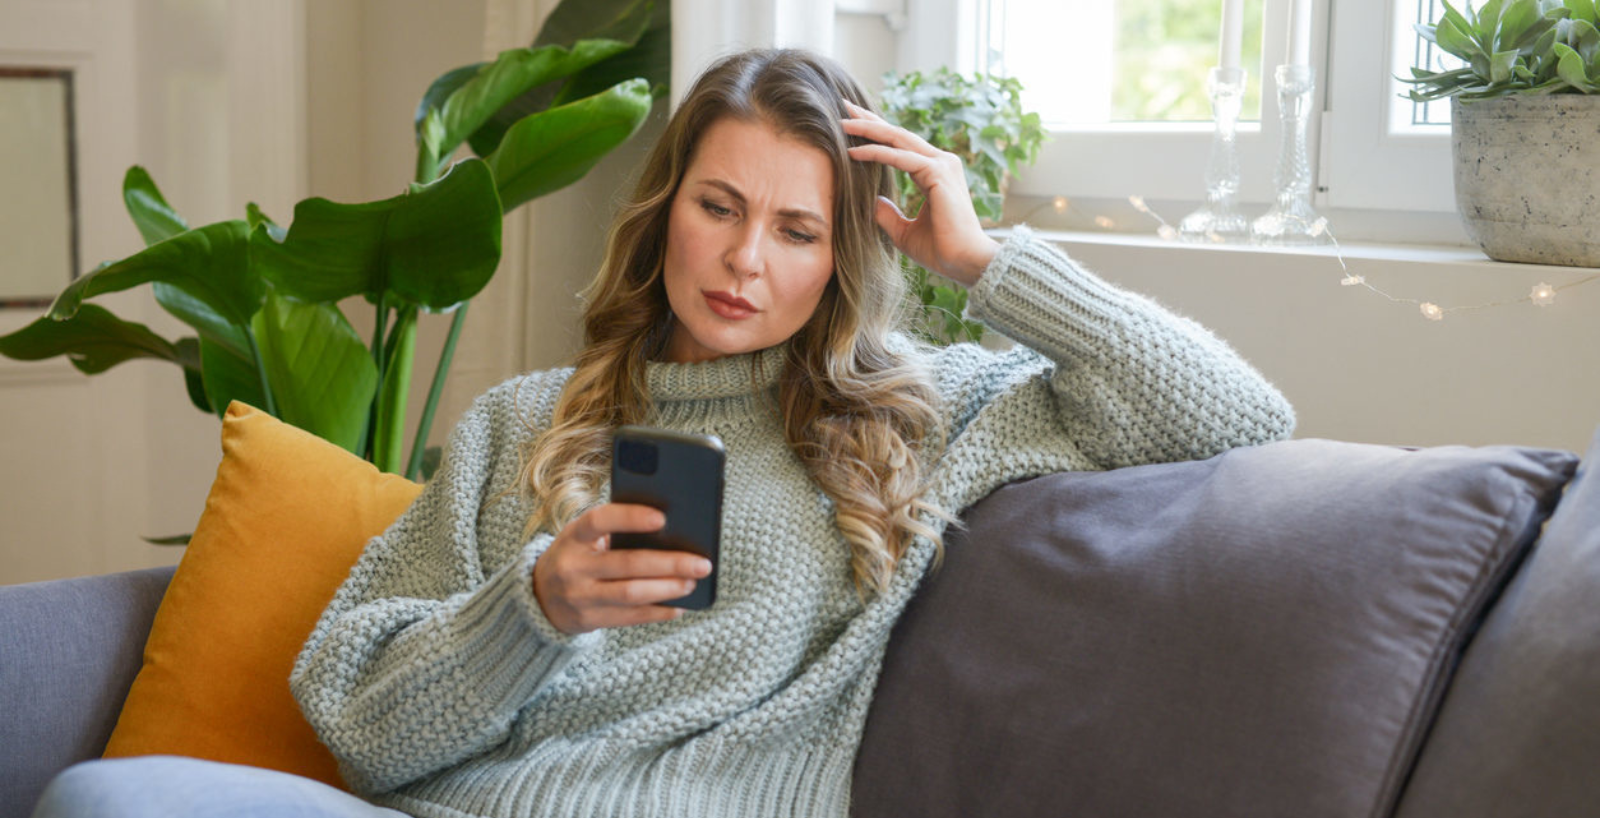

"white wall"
[1006,224,1600,453]
[1,0,292,586]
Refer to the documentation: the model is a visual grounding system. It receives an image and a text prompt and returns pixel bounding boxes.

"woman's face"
[660,117,836,364]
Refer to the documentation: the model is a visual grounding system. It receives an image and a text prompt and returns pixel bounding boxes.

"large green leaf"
[119,169,254,352]
[533,0,655,48]
[151,283,252,359]
[249,159,503,311]
[122,166,187,246]
[50,221,261,331]
[251,291,378,453]
[456,0,663,158]
[175,337,211,413]
[485,78,653,212]
[417,39,633,179]
[199,334,268,420]
[551,20,671,107]
[0,303,181,374]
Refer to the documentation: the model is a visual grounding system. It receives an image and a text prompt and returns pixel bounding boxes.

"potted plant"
[879,68,1047,344]
[1405,0,1600,267]
[0,0,668,488]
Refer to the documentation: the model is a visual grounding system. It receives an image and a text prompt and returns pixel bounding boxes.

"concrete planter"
[1453,94,1600,267]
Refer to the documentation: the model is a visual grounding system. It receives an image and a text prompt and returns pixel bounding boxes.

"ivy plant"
[878,68,1047,345]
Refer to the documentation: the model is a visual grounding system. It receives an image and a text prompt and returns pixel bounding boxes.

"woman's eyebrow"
[697,179,830,228]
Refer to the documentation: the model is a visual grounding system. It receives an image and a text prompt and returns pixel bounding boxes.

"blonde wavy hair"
[518,48,955,595]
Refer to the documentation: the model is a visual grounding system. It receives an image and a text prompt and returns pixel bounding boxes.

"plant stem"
[361,294,391,461]
[244,327,277,417]
[373,305,418,474]
[407,301,469,480]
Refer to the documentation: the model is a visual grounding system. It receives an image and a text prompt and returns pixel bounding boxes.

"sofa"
[2,415,1597,818]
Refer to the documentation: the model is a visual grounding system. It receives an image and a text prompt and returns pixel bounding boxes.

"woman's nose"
[724,224,764,279]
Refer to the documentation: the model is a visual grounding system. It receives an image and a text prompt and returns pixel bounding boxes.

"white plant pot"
[1452,94,1600,268]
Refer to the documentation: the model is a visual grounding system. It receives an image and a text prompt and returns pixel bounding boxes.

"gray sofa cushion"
[1393,429,1600,818]
[0,565,175,818]
[852,439,1577,818]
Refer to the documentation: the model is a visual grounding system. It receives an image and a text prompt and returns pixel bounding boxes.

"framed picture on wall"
[0,67,79,309]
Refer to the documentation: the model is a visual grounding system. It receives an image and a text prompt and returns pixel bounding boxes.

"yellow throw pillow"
[102,401,424,789]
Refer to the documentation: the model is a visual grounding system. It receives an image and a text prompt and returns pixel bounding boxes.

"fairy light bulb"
[1531,282,1556,306]
[1157,225,1179,241]
[1341,274,1365,286]
[1052,196,1070,213]
[1420,302,1444,321]
[1127,195,1148,212]
[1094,215,1116,229]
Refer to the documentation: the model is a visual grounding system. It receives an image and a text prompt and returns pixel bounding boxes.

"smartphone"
[610,425,725,610]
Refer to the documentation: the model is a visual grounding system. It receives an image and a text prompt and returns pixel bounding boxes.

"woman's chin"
[665,323,764,363]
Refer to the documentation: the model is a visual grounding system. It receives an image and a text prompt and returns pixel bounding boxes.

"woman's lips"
[704,291,757,319]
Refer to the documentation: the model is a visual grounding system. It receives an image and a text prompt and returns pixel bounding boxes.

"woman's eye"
[701,200,732,218]
[785,229,818,244]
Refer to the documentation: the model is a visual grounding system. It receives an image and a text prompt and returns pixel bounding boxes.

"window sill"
[989,225,1595,278]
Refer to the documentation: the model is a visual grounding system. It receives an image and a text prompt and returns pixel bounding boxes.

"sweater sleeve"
[940,225,1295,472]
[289,381,600,796]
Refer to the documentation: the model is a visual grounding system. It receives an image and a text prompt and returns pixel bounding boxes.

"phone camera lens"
[617,439,658,475]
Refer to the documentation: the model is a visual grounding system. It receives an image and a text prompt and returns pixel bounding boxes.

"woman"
[34,48,1293,818]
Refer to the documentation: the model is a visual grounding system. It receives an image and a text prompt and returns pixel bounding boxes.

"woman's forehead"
[685,118,834,210]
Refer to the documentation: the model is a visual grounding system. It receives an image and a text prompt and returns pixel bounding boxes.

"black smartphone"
[610,425,725,610]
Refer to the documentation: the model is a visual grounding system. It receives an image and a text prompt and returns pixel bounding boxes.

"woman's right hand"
[532,503,713,635]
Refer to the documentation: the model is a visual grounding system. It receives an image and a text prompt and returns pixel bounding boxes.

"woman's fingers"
[587,548,712,581]
[840,112,940,157]
[844,141,939,180]
[589,576,699,608]
[568,503,666,549]
[532,502,716,634]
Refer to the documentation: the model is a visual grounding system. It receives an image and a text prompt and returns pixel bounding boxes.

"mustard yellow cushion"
[102,401,423,788]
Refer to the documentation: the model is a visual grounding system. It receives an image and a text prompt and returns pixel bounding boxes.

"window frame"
[1321,0,1455,212]
[906,0,1456,216]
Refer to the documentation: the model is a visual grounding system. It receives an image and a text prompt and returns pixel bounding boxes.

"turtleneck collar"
[645,342,789,402]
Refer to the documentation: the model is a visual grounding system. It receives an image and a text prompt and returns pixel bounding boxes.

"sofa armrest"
[0,565,175,818]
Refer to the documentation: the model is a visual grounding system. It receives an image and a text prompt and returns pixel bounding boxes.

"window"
[915,0,1458,216]
[986,0,1265,125]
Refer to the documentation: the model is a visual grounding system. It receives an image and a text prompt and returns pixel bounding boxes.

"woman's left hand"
[842,99,1000,288]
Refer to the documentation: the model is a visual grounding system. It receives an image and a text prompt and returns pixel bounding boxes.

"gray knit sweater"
[290,227,1294,818]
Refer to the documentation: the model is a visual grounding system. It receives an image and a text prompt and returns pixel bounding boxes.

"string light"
[1109,195,1600,322]
[1532,282,1556,306]
[1126,196,1182,242]
[1016,195,1074,223]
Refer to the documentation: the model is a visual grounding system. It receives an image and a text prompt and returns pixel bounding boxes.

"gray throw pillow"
[1392,429,1600,818]
[852,439,1578,818]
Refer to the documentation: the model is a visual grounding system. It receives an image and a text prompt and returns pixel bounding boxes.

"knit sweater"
[290,226,1295,818]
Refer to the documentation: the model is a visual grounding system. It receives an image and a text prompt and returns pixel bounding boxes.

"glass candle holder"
[1251,64,1330,245]
[1178,66,1250,243]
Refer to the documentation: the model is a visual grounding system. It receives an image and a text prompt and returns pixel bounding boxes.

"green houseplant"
[0,0,669,483]
[1403,0,1600,266]
[879,68,1047,344]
